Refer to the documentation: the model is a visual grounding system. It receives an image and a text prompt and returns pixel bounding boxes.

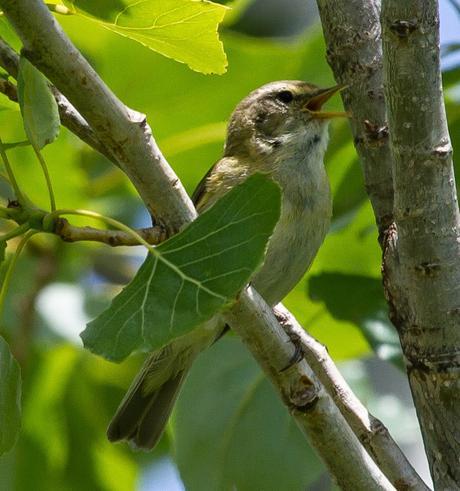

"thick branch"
[0,36,115,165]
[381,1,460,488]
[275,304,429,491]
[316,0,394,241]
[0,3,196,233]
[0,1,413,487]
[226,288,395,491]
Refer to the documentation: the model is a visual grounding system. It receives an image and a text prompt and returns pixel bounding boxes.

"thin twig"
[32,145,56,211]
[0,36,115,165]
[54,218,166,246]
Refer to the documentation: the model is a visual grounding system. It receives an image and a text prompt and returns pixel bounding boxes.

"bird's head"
[224,81,347,164]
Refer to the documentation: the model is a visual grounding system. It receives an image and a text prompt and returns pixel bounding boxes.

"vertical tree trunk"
[381,1,460,488]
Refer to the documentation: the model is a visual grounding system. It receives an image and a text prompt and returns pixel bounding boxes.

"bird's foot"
[273,307,304,372]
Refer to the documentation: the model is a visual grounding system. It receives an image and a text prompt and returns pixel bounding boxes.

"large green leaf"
[308,272,404,369]
[17,56,60,149]
[0,336,21,455]
[63,0,228,74]
[175,336,324,490]
[82,174,280,361]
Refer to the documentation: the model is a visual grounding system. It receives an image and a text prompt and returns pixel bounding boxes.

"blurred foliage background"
[0,0,459,489]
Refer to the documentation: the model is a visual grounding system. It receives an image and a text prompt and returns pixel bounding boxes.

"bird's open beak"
[303,84,350,119]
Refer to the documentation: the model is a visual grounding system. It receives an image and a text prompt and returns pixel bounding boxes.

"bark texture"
[317,0,394,241]
[382,2,460,488]
[0,1,399,487]
[0,1,196,234]
[227,289,395,491]
[318,0,460,488]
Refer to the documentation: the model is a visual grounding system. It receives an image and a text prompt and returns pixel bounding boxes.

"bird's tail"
[107,328,216,450]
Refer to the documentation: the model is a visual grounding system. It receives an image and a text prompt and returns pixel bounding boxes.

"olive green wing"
[191,162,217,210]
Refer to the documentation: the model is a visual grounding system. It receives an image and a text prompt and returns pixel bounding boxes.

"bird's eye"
[276,90,294,104]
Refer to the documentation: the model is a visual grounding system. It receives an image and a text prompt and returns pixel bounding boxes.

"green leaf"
[82,174,281,361]
[308,272,404,368]
[0,242,5,263]
[0,336,21,455]
[175,336,324,490]
[1,141,31,151]
[63,0,228,74]
[17,56,60,149]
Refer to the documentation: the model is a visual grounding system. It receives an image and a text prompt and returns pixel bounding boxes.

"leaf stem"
[32,144,56,211]
[0,136,23,202]
[0,230,38,324]
[0,222,30,241]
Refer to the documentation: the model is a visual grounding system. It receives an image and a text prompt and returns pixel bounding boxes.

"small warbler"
[107,80,347,449]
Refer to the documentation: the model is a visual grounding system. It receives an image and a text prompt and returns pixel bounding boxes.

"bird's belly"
[252,187,331,306]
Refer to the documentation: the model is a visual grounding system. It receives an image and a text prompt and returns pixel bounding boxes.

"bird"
[107,80,347,450]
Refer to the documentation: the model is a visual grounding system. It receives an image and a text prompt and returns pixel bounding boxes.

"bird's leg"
[273,306,304,372]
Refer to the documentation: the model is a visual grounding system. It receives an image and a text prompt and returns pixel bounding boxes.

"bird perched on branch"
[107,80,347,450]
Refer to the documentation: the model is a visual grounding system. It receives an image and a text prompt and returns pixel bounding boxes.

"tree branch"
[54,218,166,246]
[0,1,421,487]
[0,36,115,164]
[226,288,395,491]
[0,2,195,233]
[275,303,430,491]
[381,1,460,488]
[316,0,394,242]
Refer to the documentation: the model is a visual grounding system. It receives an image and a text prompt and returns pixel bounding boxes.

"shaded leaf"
[64,0,228,74]
[0,242,5,263]
[17,56,60,149]
[175,336,324,491]
[82,174,280,361]
[0,336,21,455]
[308,272,404,368]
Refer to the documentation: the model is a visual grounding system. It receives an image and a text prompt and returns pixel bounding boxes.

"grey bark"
[381,1,460,488]
[0,36,114,163]
[0,0,196,234]
[227,288,395,491]
[316,0,394,241]
[317,0,460,489]
[0,0,429,488]
[276,303,430,491]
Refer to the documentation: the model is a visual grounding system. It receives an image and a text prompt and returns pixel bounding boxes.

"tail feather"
[107,323,222,450]
[107,370,186,450]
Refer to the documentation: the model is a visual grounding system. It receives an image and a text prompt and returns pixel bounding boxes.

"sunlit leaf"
[82,174,281,361]
[175,336,324,490]
[17,56,60,149]
[63,0,228,74]
[0,336,21,455]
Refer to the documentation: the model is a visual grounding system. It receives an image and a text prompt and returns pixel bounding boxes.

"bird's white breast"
[252,124,332,306]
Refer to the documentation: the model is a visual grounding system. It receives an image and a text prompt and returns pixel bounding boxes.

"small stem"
[55,218,165,246]
[32,144,56,211]
[0,230,38,324]
[0,136,23,201]
[44,208,156,253]
[0,222,30,241]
